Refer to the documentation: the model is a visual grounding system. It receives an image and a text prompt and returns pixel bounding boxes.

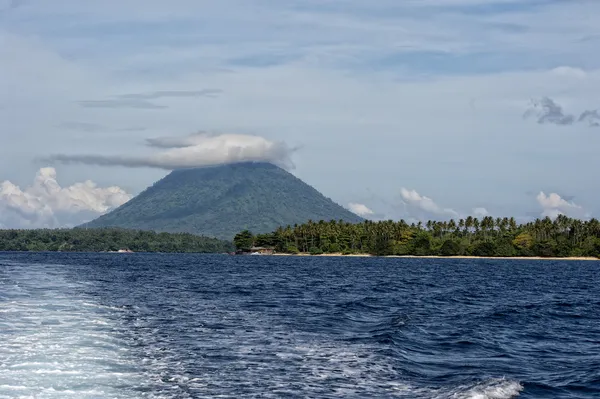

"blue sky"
[1,0,599,227]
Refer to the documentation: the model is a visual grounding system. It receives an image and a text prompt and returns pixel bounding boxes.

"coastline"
[271,253,599,261]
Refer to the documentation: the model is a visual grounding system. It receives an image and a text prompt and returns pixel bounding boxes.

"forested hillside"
[86,162,363,239]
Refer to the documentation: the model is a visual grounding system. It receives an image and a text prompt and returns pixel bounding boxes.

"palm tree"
[495,217,503,236]
[509,217,517,232]
[465,216,474,233]
[448,219,457,236]
[586,218,600,238]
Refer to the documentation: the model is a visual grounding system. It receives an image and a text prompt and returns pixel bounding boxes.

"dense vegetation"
[0,228,233,253]
[235,215,600,258]
[86,162,363,240]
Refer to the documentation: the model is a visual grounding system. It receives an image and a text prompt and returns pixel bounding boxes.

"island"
[234,215,600,259]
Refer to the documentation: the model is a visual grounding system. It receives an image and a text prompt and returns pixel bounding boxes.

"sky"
[1,0,599,228]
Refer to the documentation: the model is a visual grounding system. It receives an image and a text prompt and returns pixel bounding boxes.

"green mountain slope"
[85,162,363,239]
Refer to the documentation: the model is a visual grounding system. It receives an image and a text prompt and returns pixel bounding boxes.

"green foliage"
[513,233,534,250]
[240,215,600,258]
[286,245,300,254]
[472,241,497,257]
[0,228,232,253]
[327,243,341,253]
[494,239,516,257]
[309,246,323,255]
[594,239,600,258]
[233,230,255,251]
[412,232,432,256]
[372,236,394,256]
[85,162,363,240]
[532,240,556,257]
[255,233,276,247]
[439,239,461,256]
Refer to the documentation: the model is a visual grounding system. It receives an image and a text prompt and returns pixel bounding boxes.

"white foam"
[0,265,151,399]
[451,378,523,399]
[0,259,527,399]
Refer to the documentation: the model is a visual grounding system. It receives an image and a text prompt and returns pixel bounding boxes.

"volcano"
[85,162,363,239]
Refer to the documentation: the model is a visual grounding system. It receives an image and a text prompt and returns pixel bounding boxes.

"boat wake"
[0,262,151,398]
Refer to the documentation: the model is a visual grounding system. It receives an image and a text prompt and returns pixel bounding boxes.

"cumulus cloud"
[0,167,131,228]
[578,110,600,127]
[400,188,459,218]
[550,66,587,79]
[45,132,297,170]
[347,202,374,217]
[524,97,575,125]
[536,191,588,219]
[397,189,495,221]
[525,97,599,127]
[472,207,489,217]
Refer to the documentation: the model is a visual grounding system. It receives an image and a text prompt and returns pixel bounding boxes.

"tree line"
[0,228,233,253]
[234,215,600,258]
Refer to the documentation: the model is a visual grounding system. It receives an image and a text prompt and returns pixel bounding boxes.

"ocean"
[0,252,598,398]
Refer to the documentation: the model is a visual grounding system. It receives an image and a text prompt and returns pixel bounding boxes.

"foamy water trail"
[0,257,526,398]
[448,379,523,399]
[0,262,151,398]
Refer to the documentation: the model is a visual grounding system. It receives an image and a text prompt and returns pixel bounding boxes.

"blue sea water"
[0,253,598,398]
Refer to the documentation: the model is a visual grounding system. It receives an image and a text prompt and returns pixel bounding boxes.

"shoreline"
[271,253,599,261]
[1,251,597,261]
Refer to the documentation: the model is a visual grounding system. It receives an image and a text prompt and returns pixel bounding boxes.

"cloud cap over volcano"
[45,132,297,170]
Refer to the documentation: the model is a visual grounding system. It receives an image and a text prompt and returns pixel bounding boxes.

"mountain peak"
[85,163,363,239]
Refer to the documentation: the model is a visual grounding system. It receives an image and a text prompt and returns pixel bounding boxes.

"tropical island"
[234,215,600,259]
[1,215,599,259]
[0,228,233,253]
[2,163,599,259]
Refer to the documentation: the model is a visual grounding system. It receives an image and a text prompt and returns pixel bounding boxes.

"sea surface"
[0,253,598,398]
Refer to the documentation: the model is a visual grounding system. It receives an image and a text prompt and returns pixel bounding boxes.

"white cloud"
[397,189,496,221]
[472,207,489,217]
[347,202,374,217]
[551,66,587,79]
[0,168,132,228]
[536,191,588,219]
[45,132,297,170]
[400,188,459,218]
